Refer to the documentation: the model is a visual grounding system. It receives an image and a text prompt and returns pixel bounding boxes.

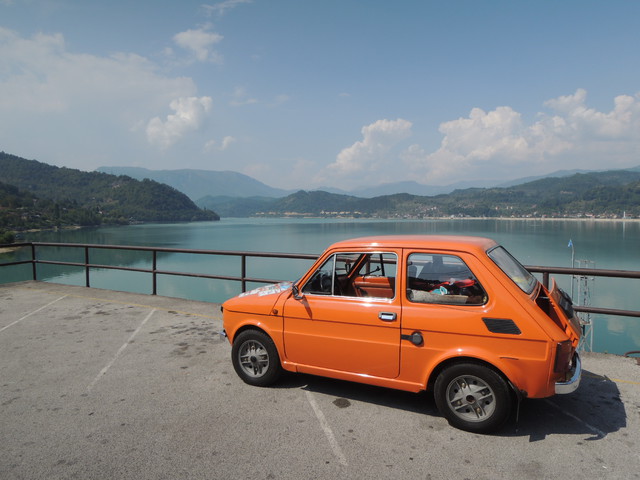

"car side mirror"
[292,284,305,300]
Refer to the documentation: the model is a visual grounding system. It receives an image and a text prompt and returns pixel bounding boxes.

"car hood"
[222,282,292,315]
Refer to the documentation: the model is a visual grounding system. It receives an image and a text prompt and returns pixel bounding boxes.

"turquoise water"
[2,218,639,354]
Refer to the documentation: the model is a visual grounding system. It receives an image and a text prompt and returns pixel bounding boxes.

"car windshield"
[487,246,538,294]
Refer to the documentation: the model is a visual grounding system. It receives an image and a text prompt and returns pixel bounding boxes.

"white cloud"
[542,88,639,139]
[0,28,196,114]
[204,139,217,152]
[0,27,202,168]
[230,86,258,106]
[220,135,236,150]
[329,118,413,174]
[0,28,67,112]
[404,89,640,184]
[313,118,412,188]
[203,135,238,153]
[205,135,237,152]
[146,96,213,150]
[173,26,223,63]
[202,0,253,17]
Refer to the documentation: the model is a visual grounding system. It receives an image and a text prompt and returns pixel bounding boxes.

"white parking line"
[87,309,156,392]
[305,390,348,466]
[0,295,68,333]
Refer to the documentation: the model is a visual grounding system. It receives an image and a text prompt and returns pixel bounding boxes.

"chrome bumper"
[555,352,582,394]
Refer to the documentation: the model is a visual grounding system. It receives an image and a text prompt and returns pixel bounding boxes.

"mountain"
[96,166,292,200]
[97,164,640,202]
[496,169,593,188]
[95,167,501,200]
[353,166,640,196]
[438,170,640,217]
[0,152,219,230]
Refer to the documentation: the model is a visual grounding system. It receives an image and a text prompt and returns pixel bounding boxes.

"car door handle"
[378,312,397,322]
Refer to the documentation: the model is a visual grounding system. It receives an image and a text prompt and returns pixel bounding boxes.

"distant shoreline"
[257,215,640,222]
[441,216,640,222]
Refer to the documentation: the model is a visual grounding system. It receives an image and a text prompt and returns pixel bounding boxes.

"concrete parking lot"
[1,281,639,480]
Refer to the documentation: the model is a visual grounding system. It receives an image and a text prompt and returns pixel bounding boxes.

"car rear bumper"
[555,352,581,394]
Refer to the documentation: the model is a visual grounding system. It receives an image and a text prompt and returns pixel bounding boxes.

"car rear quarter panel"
[399,336,554,397]
[398,249,559,398]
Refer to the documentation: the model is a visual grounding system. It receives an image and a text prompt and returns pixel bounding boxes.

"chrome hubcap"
[445,374,496,422]
[238,340,269,378]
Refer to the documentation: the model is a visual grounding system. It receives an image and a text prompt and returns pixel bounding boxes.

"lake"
[2,217,639,355]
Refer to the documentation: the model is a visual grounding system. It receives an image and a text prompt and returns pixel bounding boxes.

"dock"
[1,281,639,479]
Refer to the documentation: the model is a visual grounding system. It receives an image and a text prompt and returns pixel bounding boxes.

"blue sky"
[2,0,640,191]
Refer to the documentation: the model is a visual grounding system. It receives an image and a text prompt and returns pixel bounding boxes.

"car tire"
[434,362,513,433]
[231,330,282,387]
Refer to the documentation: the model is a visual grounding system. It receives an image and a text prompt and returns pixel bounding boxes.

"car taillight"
[554,340,573,373]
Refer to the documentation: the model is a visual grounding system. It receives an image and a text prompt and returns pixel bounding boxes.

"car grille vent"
[482,317,522,335]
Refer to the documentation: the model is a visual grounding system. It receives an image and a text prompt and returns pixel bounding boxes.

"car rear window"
[487,246,538,294]
[406,253,487,305]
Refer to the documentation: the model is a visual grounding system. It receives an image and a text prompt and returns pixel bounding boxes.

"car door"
[282,250,401,379]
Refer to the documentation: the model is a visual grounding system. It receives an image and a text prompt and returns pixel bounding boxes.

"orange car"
[221,235,582,433]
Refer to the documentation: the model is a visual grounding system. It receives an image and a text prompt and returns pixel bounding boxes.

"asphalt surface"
[1,281,639,480]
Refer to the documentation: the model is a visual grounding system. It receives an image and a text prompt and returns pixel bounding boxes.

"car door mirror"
[292,284,305,300]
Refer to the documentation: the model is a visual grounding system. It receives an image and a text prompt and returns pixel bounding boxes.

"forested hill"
[0,152,219,233]
[198,169,640,218]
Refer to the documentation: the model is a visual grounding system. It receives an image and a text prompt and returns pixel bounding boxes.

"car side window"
[406,253,487,305]
[352,253,397,299]
[302,252,397,299]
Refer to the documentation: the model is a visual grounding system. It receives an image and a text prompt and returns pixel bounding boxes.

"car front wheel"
[231,330,282,387]
[434,362,513,433]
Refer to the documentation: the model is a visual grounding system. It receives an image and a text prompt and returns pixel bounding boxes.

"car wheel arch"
[231,323,270,343]
[426,356,516,395]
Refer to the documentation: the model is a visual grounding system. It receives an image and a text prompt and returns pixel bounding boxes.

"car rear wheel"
[231,330,282,387]
[434,362,512,433]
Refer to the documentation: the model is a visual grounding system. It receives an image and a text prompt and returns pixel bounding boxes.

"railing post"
[152,250,157,295]
[85,246,90,288]
[31,243,37,280]
[241,255,247,292]
[542,272,550,289]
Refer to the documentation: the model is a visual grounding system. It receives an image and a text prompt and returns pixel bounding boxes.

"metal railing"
[0,242,317,294]
[527,265,640,319]
[1,241,639,320]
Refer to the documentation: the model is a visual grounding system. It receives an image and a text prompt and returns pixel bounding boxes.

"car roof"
[326,235,498,254]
